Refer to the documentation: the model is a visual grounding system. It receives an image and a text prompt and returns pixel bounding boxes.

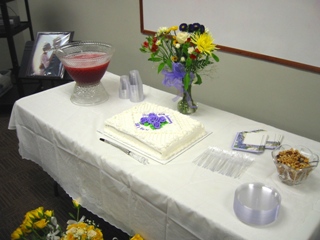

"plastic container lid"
[233,182,281,225]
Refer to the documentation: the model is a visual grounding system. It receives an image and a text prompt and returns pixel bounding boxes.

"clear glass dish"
[271,144,319,185]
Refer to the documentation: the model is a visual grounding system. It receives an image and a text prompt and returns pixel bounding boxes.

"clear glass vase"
[177,85,198,114]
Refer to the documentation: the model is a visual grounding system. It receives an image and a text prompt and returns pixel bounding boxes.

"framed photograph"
[27,31,74,78]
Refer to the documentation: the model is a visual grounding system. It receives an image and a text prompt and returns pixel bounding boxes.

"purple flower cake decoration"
[139,113,169,130]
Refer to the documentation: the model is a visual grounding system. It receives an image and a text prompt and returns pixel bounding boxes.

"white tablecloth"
[9,72,320,240]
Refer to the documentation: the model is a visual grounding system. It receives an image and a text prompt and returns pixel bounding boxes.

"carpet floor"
[0,111,129,240]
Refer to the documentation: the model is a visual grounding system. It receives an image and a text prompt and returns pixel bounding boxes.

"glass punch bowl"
[55,41,115,106]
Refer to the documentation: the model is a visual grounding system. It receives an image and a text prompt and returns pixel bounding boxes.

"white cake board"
[97,129,212,165]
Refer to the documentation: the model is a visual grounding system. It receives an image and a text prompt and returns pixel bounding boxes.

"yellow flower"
[20,218,33,234]
[167,25,178,32]
[24,211,34,221]
[93,228,103,240]
[191,33,216,55]
[44,210,54,218]
[30,207,44,219]
[72,199,81,209]
[171,56,178,62]
[67,222,86,232]
[33,219,48,229]
[11,227,23,240]
[131,233,144,240]
[63,222,103,240]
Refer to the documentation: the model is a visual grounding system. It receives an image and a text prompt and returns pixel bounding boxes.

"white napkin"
[243,132,268,146]
[243,131,283,149]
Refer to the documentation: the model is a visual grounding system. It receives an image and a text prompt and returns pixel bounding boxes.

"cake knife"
[99,138,149,165]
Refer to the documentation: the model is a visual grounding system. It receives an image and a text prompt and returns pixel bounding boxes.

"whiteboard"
[140,0,320,72]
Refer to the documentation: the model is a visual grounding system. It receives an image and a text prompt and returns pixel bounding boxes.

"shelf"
[0,0,15,4]
[1,0,34,105]
[0,21,30,37]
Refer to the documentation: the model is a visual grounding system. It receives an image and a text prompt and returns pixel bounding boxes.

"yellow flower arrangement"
[12,200,145,240]
[60,200,103,240]
[11,200,103,240]
[11,206,58,240]
[61,221,103,240]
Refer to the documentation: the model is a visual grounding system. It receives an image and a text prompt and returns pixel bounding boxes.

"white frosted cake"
[103,102,206,160]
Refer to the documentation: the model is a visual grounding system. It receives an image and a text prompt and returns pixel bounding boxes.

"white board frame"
[140,0,320,73]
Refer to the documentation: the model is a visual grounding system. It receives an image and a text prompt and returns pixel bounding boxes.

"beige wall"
[2,0,320,142]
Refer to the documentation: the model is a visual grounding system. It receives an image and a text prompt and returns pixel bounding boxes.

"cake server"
[99,138,149,165]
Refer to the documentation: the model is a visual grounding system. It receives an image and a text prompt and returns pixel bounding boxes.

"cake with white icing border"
[103,102,206,160]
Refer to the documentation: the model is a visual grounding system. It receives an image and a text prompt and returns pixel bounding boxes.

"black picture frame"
[26,31,74,79]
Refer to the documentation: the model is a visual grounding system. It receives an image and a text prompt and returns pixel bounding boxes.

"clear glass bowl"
[55,41,115,106]
[271,144,319,185]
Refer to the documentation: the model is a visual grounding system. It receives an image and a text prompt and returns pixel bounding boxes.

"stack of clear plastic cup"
[129,70,144,102]
[233,182,281,225]
[119,75,130,99]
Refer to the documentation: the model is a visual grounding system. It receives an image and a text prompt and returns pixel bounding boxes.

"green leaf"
[158,62,166,73]
[194,73,202,85]
[186,57,192,68]
[212,53,220,62]
[148,57,162,62]
[166,59,173,69]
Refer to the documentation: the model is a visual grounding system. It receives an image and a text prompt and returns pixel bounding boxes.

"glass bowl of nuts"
[272,144,319,185]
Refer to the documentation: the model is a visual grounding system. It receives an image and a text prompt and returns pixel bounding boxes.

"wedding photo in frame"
[26,31,74,78]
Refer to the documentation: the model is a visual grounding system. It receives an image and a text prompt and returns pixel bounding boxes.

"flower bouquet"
[11,200,103,240]
[11,200,145,240]
[140,22,219,114]
[11,206,59,240]
[60,200,103,240]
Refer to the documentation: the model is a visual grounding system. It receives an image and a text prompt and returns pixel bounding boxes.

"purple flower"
[139,113,169,130]
[179,23,188,32]
[140,117,149,124]
[158,116,166,123]
[153,121,161,129]
[148,113,158,123]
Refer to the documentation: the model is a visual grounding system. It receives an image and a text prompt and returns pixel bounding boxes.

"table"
[9,72,320,240]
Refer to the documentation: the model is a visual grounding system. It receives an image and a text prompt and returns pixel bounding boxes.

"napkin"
[232,129,283,153]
